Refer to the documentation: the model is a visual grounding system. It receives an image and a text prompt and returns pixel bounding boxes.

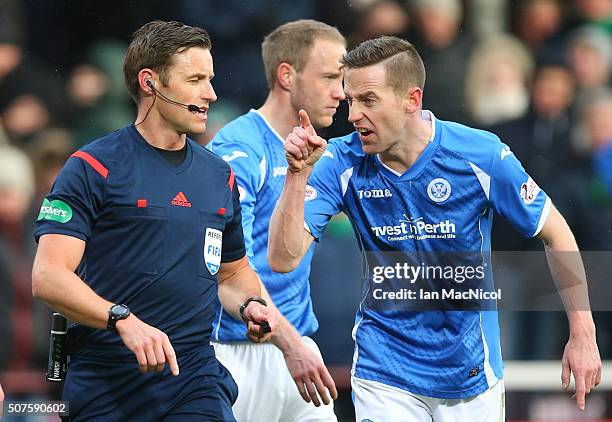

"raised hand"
[284,109,327,173]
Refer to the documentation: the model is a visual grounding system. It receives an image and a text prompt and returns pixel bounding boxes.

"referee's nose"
[202,80,217,104]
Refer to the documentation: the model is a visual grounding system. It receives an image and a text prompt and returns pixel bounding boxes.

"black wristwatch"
[107,304,130,334]
[239,297,267,322]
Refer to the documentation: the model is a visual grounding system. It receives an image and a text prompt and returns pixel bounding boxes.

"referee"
[32,21,278,421]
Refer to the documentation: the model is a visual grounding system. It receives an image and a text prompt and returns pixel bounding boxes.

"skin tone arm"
[536,206,602,411]
[265,110,338,405]
[268,110,325,273]
[256,282,337,406]
[216,256,278,341]
[32,234,180,375]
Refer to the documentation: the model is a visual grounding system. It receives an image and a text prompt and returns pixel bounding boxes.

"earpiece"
[145,79,155,94]
[141,78,202,114]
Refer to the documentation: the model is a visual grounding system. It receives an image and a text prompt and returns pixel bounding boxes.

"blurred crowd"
[0,0,610,396]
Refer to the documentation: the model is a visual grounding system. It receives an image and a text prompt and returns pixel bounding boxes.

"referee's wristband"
[239,297,267,322]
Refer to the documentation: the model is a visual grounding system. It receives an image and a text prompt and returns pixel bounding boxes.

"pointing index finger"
[299,109,315,135]
[162,337,179,376]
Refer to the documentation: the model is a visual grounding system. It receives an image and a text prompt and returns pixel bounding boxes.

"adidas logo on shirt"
[171,192,192,207]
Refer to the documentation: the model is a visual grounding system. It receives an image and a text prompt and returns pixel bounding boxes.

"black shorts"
[62,348,238,421]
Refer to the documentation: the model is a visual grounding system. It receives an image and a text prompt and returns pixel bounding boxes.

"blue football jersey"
[209,110,318,341]
[304,112,551,399]
[35,125,246,359]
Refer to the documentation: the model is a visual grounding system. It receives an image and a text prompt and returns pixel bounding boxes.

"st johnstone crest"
[427,178,451,203]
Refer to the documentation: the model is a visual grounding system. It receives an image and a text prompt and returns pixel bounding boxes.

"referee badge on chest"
[204,228,223,275]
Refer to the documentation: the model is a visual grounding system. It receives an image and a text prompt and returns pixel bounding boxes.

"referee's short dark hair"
[123,20,211,103]
[341,36,426,94]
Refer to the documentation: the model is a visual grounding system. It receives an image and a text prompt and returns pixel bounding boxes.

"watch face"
[111,304,129,318]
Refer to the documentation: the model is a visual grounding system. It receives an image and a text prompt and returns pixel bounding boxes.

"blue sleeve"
[210,138,262,263]
[490,143,551,238]
[304,146,345,240]
[34,154,106,242]
[221,178,247,263]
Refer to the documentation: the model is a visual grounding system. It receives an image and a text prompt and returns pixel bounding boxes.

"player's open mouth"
[356,127,373,139]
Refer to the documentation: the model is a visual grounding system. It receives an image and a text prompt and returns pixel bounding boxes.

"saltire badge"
[204,228,223,275]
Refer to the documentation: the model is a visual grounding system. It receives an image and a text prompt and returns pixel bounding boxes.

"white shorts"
[352,376,505,422]
[212,337,337,422]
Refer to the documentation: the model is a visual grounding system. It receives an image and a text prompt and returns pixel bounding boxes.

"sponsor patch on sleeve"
[37,199,73,223]
[520,177,540,205]
[305,185,318,201]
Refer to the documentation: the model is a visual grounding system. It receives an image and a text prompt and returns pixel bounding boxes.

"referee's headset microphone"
[136,79,204,126]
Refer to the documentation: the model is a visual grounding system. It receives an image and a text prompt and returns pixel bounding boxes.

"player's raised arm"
[536,206,602,411]
[268,110,325,272]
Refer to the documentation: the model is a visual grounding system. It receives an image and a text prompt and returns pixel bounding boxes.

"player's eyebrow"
[322,71,342,78]
[355,90,378,101]
[351,90,378,101]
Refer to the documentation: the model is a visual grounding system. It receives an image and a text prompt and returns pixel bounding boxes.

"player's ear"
[276,63,295,91]
[402,86,423,114]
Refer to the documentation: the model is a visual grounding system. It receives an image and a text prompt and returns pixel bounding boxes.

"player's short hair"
[123,20,211,103]
[261,19,345,90]
[341,36,426,94]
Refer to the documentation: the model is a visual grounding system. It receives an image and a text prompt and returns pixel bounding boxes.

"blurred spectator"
[567,25,612,112]
[0,145,35,371]
[0,0,24,46]
[468,0,506,38]
[66,39,133,146]
[586,92,612,192]
[411,0,475,123]
[25,128,74,199]
[571,0,612,32]
[514,0,565,55]
[0,146,35,226]
[0,124,8,146]
[175,0,316,108]
[0,26,68,144]
[579,89,612,250]
[466,34,533,125]
[349,0,411,46]
[490,61,583,251]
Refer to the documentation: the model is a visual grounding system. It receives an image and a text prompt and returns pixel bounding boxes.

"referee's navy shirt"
[35,124,246,360]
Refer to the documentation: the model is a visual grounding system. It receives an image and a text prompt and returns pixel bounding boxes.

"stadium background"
[0,0,610,420]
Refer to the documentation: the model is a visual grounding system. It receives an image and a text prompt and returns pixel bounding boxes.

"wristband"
[239,297,267,322]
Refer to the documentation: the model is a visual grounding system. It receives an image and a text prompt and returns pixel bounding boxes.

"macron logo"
[222,151,248,162]
[501,146,513,160]
[171,191,192,207]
